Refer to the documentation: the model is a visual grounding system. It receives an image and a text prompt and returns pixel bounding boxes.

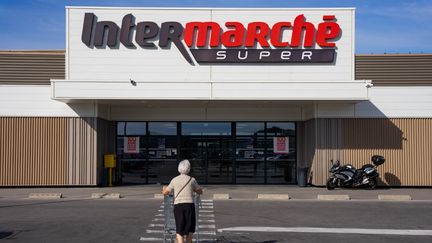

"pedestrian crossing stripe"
[142,199,216,241]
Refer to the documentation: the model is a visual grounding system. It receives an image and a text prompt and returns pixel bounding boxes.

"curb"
[91,193,106,199]
[213,194,231,200]
[378,195,412,201]
[317,194,350,200]
[28,193,62,199]
[257,194,290,200]
[91,193,121,199]
[104,193,121,199]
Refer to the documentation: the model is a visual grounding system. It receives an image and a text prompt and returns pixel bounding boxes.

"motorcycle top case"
[371,155,385,166]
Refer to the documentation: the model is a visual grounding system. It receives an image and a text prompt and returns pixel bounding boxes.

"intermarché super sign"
[81,13,341,64]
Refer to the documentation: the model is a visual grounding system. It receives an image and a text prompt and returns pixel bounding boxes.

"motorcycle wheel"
[367,177,377,189]
[326,178,337,190]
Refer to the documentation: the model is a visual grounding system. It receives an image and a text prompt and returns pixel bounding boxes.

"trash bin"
[297,167,308,187]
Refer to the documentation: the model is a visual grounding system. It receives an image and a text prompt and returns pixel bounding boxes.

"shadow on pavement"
[0,230,29,240]
[0,198,111,209]
[0,232,13,239]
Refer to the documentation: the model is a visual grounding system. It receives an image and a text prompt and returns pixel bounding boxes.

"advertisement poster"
[273,137,289,154]
[124,137,140,154]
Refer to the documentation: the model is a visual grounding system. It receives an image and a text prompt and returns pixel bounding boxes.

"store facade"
[0,7,431,186]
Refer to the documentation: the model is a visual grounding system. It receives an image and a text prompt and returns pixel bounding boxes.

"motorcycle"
[326,155,385,190]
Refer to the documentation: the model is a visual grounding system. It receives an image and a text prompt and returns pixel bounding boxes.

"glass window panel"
[235,135,265,184]
[266,122,297,184]
[236,122,265,136]
[117,122,125,136]
[148,122,177,135]
[125,122,146,136]
[266,122,296,137]
[182,122,231,136]
[147,135,178,184]
[116,135,147,185]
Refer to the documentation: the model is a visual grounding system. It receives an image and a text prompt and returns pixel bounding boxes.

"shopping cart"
[163,193,202,243]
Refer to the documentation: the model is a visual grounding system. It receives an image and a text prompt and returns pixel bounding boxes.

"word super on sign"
[81,13,341,64]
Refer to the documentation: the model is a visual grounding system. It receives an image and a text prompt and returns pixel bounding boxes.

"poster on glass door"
[124,137,140,154]
[273,137,289,154]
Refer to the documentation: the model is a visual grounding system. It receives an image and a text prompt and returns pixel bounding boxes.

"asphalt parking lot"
[1,197,432,243]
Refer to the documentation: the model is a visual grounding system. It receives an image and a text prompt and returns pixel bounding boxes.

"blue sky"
[0,0,431,53]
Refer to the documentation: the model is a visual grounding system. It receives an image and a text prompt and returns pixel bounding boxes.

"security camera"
[130,79,137,86]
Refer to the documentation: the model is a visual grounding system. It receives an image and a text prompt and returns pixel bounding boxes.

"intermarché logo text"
[81,13,341,64]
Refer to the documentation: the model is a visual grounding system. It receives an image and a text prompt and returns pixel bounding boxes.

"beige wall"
[0,117,67,185]
[301,118,432,186]
[0,117,114,186]
[1,117,431,186]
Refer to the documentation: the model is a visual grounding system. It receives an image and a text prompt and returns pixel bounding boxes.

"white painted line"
[155,214,163,217]
[158,209,163,212]
[151,218,164,222]
[198,231,217,235]
[199,219,215,223]
[217,227,432,236]
[201,206,214,209]
[200,210,214,213]
[140,237,163,241]
[146,229,164,234]
[199,224,216,229]
[201,199,213,202]
[148,224,164,227]
[199,214,215,218]
[192,239,216,242]
[201,202,214,205]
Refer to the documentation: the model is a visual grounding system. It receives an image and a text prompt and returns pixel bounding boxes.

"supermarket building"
[0,7,431,186]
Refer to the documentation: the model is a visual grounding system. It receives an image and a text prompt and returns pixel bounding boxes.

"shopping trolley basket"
[163,193,202,243]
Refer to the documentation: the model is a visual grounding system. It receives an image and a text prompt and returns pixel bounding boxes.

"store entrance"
[180,122,233,183]
[181,135,233,184]
[116,121,296,185]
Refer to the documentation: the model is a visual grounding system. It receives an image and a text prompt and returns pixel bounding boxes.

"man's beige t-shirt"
[167,174,200,205]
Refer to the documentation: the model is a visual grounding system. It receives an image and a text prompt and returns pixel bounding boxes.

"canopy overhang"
[51,79,372,102]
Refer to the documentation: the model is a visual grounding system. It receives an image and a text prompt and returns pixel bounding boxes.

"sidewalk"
[1,185,432,201]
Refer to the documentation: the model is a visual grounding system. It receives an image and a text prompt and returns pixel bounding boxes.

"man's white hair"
[178,159,191,174]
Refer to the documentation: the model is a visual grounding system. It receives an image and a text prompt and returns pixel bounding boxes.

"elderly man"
[162,160,203,243]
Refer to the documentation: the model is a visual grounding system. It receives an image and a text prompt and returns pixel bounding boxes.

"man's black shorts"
[173,203,196,236]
